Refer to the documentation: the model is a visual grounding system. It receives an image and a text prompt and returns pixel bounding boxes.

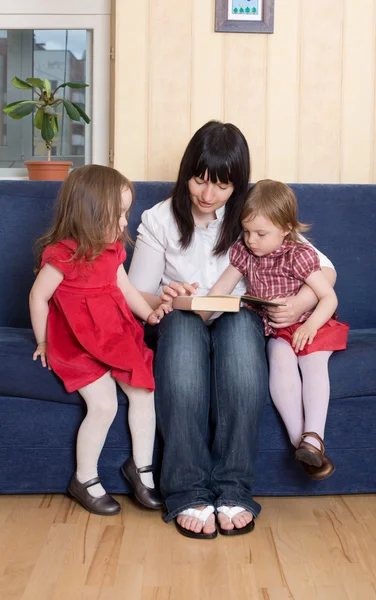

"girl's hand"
[159,281,199,303]
[146,303,173,325]
[33,342,51,369]
[267,296,302,328]
[292,323,317,353]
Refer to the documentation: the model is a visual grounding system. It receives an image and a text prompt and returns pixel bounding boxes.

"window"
[0,29,90,168]
[0,2,110,177]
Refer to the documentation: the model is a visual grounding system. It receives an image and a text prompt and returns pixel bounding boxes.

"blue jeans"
[151,308,268,522]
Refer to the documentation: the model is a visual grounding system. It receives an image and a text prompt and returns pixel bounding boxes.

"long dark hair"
[34,164,134,272]
[172,120,251,255]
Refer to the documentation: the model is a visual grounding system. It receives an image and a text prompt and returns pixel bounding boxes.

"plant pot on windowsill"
[3,76,90,181]
[24,160,73,181]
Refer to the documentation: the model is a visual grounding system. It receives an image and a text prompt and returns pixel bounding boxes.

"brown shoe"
[121,457,163,510]
[68,473,121,516]
[295,432,325,467]
[302,454,336,480]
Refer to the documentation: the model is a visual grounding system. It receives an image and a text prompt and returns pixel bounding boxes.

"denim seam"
[210,332,223,499]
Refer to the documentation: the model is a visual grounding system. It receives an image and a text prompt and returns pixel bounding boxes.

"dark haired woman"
[129,121,335,538]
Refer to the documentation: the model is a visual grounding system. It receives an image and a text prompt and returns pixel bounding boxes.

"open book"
[172,295,286,313]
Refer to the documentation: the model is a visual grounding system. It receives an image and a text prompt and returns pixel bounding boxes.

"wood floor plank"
[0,494,374,599]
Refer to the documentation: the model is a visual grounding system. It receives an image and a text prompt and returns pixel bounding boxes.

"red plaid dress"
[230,240,349,355]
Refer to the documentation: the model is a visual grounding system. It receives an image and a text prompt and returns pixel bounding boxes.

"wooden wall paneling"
[266,0,300,183]
[298,0,344,183]
[147,0,193,181]
[114,0,149,179]
[190,0,225,133]
[223,33,268,183]
[341,0,376,183]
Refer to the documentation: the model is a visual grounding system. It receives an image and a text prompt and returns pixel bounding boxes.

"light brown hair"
[240,179,310,242]
[34,164,134,272]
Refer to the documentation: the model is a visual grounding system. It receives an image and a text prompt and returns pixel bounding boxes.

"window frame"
[0,0,110,178]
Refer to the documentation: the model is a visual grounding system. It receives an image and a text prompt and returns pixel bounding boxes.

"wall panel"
[114,0,376,184]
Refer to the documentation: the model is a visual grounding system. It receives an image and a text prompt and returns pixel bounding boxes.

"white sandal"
[175,505,217,539]
[216,505,255,536]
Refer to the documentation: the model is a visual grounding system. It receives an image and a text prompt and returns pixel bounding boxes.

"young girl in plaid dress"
[206,179,349,480]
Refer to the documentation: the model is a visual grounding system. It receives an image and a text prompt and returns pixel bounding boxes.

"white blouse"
[128,198,334,299]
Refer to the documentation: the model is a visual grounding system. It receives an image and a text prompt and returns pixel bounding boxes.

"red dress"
[41,239,155,393]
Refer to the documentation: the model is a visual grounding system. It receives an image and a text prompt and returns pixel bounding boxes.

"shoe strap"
[216,506,247,522]
[82,476,102,489]
[136,464,153,474]
[179,506,215,523]
[300,431,325,454]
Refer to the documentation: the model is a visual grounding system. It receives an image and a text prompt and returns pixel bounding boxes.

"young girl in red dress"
[205,179,349,480]
[30,165,171,515]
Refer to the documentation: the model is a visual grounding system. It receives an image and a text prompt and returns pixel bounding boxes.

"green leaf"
[62,99,81,121]
[71,102,91,124]
[44,79,52,98]
[44,105,58,116]
[3,100,26,114]
[56,81,89,90]
[52,116,59,135]
[26,77,45,90]
[34,107,44,130]
[3,100,37,118]
[41,114,55,143]
[11,76,33,90]
[10,101,37,117]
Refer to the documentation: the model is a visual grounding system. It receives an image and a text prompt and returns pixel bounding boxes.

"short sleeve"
[230,240,249,277]
[41,243,75,276]
[116,240,126,265]
[137,207,166,253]
[292,244,321,281]
[299,235,335,270]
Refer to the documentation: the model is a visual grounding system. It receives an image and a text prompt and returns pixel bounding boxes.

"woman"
[128,121,336,539]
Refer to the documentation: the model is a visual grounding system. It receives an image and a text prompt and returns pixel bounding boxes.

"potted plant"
[3,77,90,180]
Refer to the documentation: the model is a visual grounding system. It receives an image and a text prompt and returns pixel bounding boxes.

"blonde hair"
[34,164,134,273]
[241,179,310,242]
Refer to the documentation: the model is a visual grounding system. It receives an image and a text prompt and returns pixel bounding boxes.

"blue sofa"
[0,181,375,496]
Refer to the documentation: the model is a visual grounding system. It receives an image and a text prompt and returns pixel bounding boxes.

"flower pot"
[24,160,73,181]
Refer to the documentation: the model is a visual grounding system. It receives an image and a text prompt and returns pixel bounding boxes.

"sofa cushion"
[1,326,375,406]
[0,327,127,405]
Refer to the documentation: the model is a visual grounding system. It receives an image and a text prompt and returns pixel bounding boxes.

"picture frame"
[215,0,275,33]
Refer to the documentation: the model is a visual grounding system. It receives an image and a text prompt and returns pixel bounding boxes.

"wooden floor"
[0,494,375,600]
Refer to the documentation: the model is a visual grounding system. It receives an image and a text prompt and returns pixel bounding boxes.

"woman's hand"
[266,296,304,329]
[292,323,317,353]
[33,342,51,369]
[159,281,199,303]
[146,303,173,325]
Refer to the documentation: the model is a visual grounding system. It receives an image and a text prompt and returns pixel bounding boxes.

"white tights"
[76,371,156,498]
[267,337,332,450]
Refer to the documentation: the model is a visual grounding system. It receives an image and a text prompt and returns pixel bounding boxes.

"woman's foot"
[175,506,217,539]
[216,506,255,535]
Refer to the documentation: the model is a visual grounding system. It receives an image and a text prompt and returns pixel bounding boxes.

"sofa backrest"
[0,181,375,330]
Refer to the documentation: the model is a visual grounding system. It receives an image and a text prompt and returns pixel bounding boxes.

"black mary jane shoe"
[68,473,121,516]
[121,457,163,510]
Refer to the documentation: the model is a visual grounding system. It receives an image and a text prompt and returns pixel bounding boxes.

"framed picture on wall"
[215,0,275,33]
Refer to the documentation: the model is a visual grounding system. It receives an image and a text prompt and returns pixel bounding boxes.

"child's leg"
[267,337,304,447]
[297,351,333,449]
[116,382,156,489]
[77,371,118,497]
